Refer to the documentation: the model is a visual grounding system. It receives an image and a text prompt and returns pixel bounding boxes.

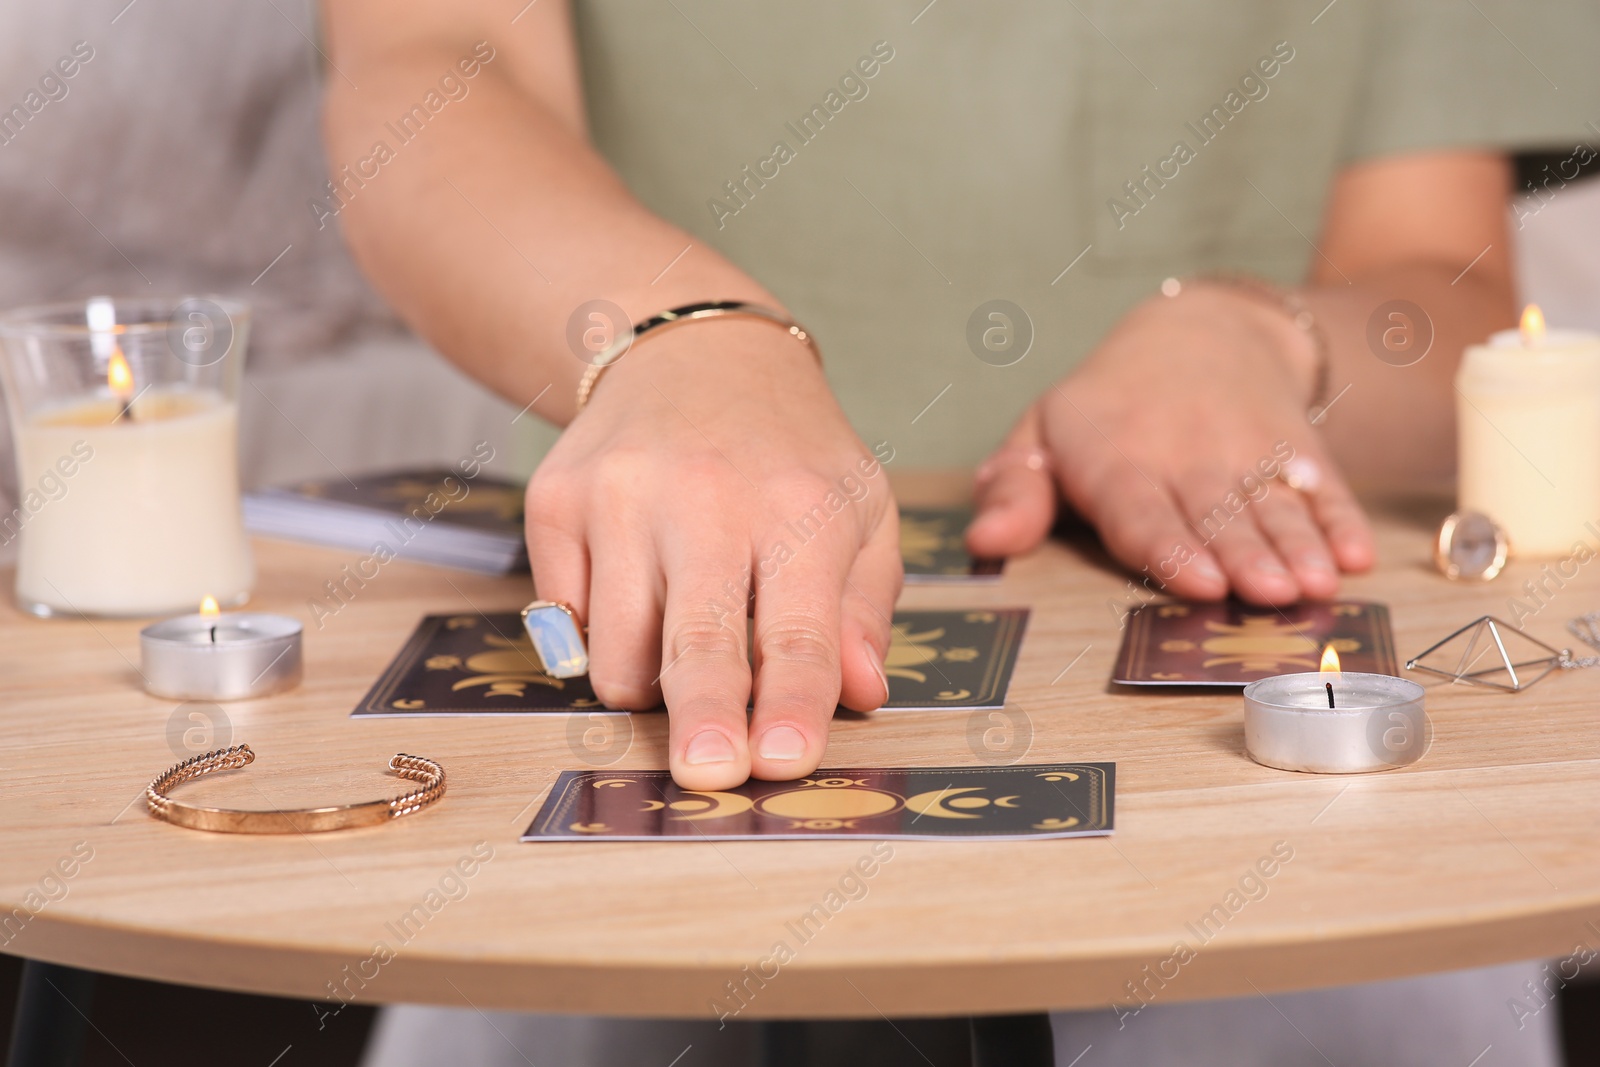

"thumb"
[967,406,1056,558]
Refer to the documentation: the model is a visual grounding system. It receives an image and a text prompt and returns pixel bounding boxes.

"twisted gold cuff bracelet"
[146,744,445,833]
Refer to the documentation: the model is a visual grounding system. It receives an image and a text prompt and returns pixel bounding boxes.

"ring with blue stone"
[520,600,589,679]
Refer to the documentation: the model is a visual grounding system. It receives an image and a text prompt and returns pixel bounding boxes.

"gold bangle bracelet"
[576,301,820,412]
[145,744,446,834]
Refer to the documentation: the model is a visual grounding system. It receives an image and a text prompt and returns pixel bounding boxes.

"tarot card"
[353,612,605,716]
[522,763,1114,841]
[878,608,1028,710]
[1112,600,1398,687]
[354,608,1029,716]
[900,506,1003,582]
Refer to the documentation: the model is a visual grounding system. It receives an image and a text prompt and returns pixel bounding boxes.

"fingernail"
[758,725,807,761]
[1298,553,1336,575]
[1191,555,1225,583]
[685,730,736,765]
[865,638,890,704]
[1254,556,1290,577]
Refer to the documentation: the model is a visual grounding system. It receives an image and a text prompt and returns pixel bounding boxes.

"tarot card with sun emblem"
[522,763,1114,841]
[878,608,1028,709]
[1112,600,1398,687]
[354,608,1029,716]
[352,613,608,716]
[899,506,1004,582]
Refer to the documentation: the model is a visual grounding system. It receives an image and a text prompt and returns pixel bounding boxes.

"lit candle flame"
[199,596,220,617]
[1319,645,1341,674]
[107,348,133,399]
[1520,304,1546,347]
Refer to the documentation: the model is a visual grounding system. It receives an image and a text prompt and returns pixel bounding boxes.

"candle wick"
[1326,681,1335,709]
[209,625,216,644]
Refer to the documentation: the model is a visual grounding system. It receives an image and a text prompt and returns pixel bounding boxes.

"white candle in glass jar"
[14,386,254,617]
[1455,305,1600,558]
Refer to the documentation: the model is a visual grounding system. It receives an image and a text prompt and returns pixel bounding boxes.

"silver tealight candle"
[140,597,302,701]
[1243,646,1428,773]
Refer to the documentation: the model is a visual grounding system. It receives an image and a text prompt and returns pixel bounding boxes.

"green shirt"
[571,0,1599,466]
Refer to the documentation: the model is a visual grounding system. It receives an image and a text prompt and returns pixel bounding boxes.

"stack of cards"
[353,609,1030,716]
[246,496,992,581]
[1112,600,1398,686]
[244,469,529,575]
[522,764,1114,841]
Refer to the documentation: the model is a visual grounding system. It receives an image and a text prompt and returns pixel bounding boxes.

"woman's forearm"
[1302,265,1516,491]
[1292,149,1517,491]
[320,6,777,426]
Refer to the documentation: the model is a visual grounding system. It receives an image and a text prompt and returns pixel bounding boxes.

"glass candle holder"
[0,296,254,617]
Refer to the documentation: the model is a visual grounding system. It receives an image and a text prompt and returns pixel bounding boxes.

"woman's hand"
[968,284,1375,604]
[526,319,901,789]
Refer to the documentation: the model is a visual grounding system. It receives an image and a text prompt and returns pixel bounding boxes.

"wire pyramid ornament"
[1404,616,1574,692]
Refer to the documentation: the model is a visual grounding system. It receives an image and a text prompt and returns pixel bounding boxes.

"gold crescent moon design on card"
[906,787,985,819]
[668,791,756,820]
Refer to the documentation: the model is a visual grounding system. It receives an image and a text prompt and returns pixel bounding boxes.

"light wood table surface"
[2,473,1598,1021]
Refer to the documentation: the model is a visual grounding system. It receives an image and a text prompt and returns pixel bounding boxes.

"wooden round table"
[3,478,1597,1055]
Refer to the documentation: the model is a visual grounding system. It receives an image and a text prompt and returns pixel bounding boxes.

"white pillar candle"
[14,387,254,617]
[1455,306,1600,558]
